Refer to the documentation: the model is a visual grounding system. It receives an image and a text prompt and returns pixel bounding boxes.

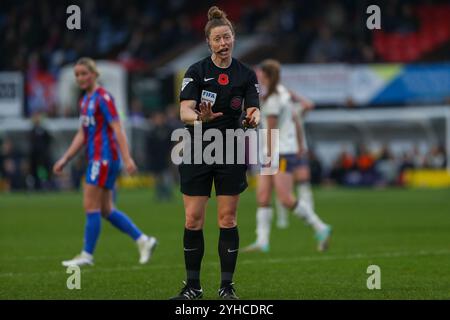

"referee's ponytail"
[205,6,235,38]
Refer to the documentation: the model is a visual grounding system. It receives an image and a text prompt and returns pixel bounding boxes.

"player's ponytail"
[75,57,100,78]
[260,59,281,100]
[205,6,234,39]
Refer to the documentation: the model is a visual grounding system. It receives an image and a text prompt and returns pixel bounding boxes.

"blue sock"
[83,211,102,254]
[106,209,143,241]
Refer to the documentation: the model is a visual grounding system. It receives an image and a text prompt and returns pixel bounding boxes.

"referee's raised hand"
[197,101,223,122]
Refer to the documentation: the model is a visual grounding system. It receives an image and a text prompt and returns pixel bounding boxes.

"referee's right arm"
[180,100,199,125]
[180,66,200,125]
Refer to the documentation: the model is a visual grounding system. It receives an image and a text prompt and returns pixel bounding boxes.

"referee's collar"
[210,56,233,69]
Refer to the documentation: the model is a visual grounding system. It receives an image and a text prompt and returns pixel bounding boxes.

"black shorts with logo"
[179,162,248,197]
[177,127,249,197]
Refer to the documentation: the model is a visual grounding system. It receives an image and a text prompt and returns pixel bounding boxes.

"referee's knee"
[218,211,237,228]
[185,214,204,230]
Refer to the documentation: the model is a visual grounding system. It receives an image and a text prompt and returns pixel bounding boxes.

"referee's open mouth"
[217,48,230,56]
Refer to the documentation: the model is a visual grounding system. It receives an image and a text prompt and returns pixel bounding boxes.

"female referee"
[53,58,157,267]
[242,59,331,253]
[170,6,260,300]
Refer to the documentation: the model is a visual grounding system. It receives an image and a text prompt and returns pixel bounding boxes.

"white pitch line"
[1,249,450,278]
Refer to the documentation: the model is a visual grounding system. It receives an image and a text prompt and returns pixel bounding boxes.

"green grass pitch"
[1,187,449,299]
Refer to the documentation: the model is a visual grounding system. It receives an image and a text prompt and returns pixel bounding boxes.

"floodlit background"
[0,0,449,299]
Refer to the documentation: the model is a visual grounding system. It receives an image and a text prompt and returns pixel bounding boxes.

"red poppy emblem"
[218,73,229,85]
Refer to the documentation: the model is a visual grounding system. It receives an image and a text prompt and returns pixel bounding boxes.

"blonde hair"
[204,6,234,39]
[75,57,100,78]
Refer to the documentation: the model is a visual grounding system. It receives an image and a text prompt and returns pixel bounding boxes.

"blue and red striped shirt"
[79,87,120,162]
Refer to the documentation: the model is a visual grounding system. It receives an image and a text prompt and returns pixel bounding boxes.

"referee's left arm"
[243,70,261,128]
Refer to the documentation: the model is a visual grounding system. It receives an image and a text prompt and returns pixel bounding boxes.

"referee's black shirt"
[180,56,260,133]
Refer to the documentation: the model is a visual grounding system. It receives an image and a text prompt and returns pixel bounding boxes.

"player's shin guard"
[184,228,204,289]
[218,226,239,288]
[83,211,102,255]
[106,209,142,240]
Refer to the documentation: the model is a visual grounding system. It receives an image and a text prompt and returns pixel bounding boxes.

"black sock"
[184,228,204,289]
[218,226,239,288]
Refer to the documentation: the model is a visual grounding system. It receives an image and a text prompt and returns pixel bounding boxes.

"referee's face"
[208,26,234,60]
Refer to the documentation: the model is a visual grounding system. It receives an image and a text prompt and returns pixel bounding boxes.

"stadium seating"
[373,4,450,62]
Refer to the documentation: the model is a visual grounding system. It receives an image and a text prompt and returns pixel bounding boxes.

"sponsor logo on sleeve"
[181,78,193,92]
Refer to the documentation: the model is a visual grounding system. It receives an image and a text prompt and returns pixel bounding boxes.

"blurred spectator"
[355,144,376,186]
[397,3,420,34]
[164,104,183,185]
[397,151,415,186]
[375,145,397,186]
[26,53,57,116]
[129,98,147,126]
[412,145,425,168]
[329,148,355,185]
[29,113,53,190]
[384,2,420,34]
[165,104,184,132]
[71,156,86,191]
[1,138,25,191]
[399,151,415,172]
[277,0,298,34]
[146,112,173,201]
[324,1,346,32]
[306,25,345,63]
[356,145,375,172]
[424,145,446,169]
[308,149,323,185]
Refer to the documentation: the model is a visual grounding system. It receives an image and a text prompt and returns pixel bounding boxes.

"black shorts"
[179,163,248,197]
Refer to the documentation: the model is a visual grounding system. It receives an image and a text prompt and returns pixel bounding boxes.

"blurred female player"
[53,57,157,267]
[243,59,331,253]
[170,6,260,300]
[273,90,316,229]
